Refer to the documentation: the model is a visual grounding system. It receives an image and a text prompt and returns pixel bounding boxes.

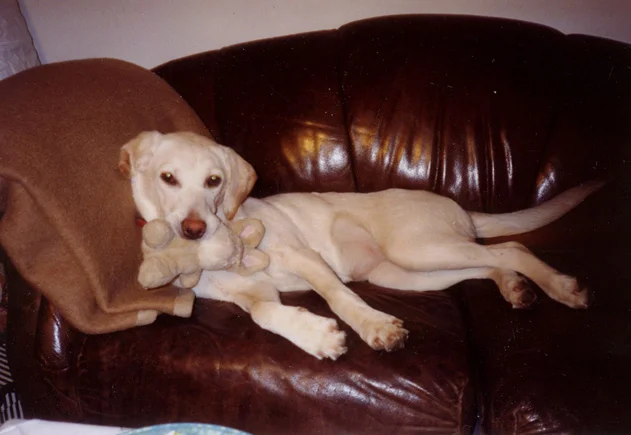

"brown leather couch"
[4,15,631,434]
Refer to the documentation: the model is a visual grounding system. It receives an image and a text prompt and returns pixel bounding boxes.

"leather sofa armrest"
[5,256,85,420]
[0,171,81,390]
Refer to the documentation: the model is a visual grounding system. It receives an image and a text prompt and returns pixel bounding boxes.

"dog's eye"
[160,172,179,186]
[205,175,222,188]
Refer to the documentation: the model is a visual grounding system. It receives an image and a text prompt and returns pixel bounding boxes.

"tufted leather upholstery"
[5,15,631,434]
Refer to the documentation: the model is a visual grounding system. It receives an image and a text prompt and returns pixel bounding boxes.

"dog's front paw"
[312,320,348,361]
[297,311,348,360]
[359,311,408,352]
[267,306,347,360]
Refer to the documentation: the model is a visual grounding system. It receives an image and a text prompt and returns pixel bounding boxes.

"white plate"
[120,423,251,435]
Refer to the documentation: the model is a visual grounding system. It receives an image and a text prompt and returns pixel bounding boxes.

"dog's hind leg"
[367,262,537,308]
[385,241,587,308]
[280,247,408,352]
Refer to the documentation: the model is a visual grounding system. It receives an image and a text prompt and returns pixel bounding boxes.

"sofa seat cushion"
[70,284,475,434]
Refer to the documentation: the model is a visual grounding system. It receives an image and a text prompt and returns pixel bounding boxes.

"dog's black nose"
[181,217,207,240]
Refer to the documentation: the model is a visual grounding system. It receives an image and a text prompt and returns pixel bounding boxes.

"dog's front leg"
[194,273,347,360]
[280,248,409,352]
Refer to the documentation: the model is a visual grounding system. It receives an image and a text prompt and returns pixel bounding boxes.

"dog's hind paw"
[507,275,538,309]
[548,274,590,309]
[495,271,538,309]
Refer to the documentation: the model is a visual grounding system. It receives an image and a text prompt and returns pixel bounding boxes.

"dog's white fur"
[120,131,602,360]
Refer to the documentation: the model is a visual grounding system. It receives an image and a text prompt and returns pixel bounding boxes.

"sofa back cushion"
[155,15,631,213]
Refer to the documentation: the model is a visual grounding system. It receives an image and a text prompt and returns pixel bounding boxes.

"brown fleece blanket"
[0,59,209,333]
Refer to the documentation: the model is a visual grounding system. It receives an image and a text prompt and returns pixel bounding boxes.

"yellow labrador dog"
[120,131,602,360]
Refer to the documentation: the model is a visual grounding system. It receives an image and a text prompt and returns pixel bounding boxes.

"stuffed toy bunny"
[138,218,270,289]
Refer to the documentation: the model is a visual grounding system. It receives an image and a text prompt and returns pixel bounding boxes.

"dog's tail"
[469,180,604,239]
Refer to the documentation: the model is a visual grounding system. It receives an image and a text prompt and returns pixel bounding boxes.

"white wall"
[19,0,631,69]
[0,0,40,79]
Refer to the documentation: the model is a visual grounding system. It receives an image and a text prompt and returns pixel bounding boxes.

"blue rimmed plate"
[120,423,251,435]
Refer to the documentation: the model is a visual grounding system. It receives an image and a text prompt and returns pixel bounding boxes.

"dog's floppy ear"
[118,131,163,178]
[222,146,257,220]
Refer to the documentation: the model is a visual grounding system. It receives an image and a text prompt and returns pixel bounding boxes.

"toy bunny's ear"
[230,218,266,247]
[237,249,270,276]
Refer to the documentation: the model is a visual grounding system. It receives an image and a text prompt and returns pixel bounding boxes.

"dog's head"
[119,131,257,240]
